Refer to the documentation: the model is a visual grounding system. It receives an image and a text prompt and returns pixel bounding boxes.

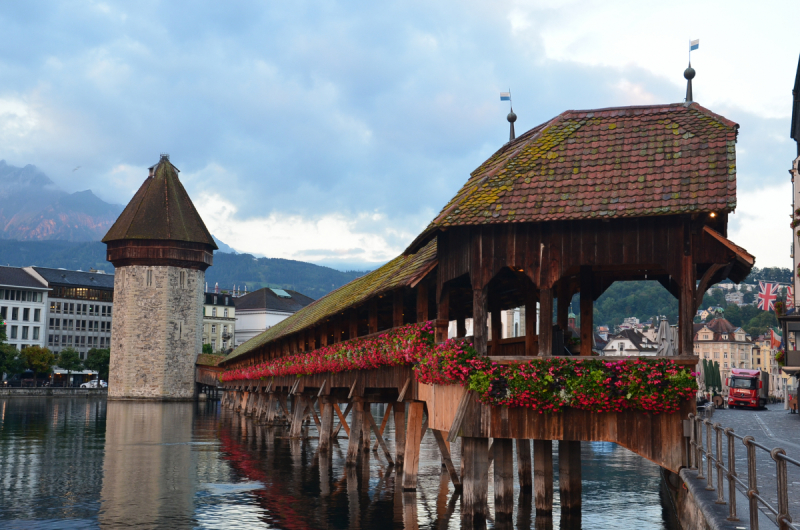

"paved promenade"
[707,403,800,526]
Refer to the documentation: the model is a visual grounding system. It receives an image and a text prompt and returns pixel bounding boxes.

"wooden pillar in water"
[394,402,406,466]
[289,395,306,438]
[558,441,581,513]
[402,401,424,490]
[534,440,553,514]
[493,438,514,519]
[361,402,371,451]
[473,286,488,355]
[462,437,489,520]
[539,288,553,356]
[346,399,364,466]
[319,395,334,452]
[580,266,593,356]
[516,438,533,491]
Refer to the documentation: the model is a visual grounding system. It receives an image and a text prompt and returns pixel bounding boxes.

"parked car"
[80,380,107,389]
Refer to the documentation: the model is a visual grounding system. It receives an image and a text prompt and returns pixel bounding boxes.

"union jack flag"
[787,286,795,310]
[757,281,779,311]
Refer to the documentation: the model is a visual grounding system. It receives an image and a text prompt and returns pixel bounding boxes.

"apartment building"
[0,266,49,350]
[693,318,755,389]
[203,292,236,353]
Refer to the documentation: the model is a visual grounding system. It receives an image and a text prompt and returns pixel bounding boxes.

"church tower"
[103,155,217,400]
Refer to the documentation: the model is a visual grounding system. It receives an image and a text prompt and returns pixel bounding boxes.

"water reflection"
[0,397,678,529]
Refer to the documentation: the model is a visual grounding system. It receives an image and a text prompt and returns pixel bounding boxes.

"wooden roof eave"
[698,226,755,284]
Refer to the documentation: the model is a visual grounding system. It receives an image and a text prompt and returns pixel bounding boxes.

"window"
[80,352,84,361]
[101,306,106,317]
[11,307,18,320]
[82,304,87,315]
[724,362,729,368]
[212,307,217,317]
[33,327,39,340]
[0,307,5,319]
[94,321,99,331]
[146,269,153,287]
[10,326,17,339]
[48,335,54,345]
[100,337,105,347]
[211,339,216,350]
[211,324,217,334]
[81,320,87,331]
[724,352,728,358]
[22,308,29,321]
[107,306,111,317]
[224,308,229,318]
[21,326,28,340]
[56,302,61,313]
[180,271,186,288]
[33,309,40,322]
[618,342,624,351]
[714,352,719,359]
[80,336,85,346]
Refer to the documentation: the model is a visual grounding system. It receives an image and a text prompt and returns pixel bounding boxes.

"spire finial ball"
[684,66,695,81]
[507,110,517,123]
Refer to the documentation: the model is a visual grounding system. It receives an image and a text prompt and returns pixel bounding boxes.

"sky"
[0,0,797,271]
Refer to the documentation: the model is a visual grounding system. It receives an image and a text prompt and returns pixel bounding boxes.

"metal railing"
[688,412,799,530]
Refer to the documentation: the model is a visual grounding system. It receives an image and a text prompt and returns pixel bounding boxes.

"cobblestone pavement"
[701,403,800,526]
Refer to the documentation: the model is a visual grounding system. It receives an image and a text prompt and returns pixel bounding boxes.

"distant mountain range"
[0,160,123,241]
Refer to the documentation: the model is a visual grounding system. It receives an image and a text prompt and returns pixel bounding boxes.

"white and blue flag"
[690,39,699,51]
[500,92,511,101]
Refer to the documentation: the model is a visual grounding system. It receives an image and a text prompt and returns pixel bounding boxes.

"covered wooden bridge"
[218,102,754,521]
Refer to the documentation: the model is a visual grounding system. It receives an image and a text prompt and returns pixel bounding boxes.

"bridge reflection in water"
[0,397,677,529]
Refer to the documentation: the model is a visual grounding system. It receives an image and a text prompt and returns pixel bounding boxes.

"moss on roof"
[221,238,437,365]
[196,354,226,367]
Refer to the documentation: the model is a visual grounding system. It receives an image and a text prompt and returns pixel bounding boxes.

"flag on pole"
[787,286,795,310]
[500,92,511,101]
[690,39,699,51]
[757,281,779,311]
[771,328,782,350]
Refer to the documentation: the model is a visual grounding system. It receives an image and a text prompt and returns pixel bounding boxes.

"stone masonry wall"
[109,265,204,400]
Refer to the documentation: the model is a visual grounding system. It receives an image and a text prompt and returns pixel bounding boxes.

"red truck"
[726,368,769,409]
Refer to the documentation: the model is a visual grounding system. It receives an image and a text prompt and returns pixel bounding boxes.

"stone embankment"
[0,388,107,397]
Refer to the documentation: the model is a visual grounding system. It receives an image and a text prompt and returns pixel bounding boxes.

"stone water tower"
[103,155,217,400]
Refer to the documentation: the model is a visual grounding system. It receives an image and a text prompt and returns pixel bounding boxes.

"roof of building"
[204,293,237,307]
[102,156,217,248]
[605,328,658,352]
[693,317,752,343]
[0,266,48,289]
[234,288,315,313]
[32,267,115,290]
[196,353,226,367]
[407,102,738,252]
[222,238,438,365]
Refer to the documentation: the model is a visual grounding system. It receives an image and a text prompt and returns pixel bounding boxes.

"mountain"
[0,239,367,298]
[0,160,122,241]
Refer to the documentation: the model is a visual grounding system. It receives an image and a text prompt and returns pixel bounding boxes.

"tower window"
[146,269,153,287]
[180,271,186,288]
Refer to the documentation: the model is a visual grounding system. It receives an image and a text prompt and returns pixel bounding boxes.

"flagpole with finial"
[685,39,699,103]
[500,89,516,141]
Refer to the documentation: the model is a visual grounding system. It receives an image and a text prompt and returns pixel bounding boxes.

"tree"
[85,348,110,381]
[0,344,25,379]
[57,348,83,387]
[20,346,55,387]
[743,291,755,304]
[202,343,213,354]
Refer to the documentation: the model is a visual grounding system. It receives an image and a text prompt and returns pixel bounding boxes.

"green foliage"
[0,344,25,377]
[20,346,55,386]
[743,267,793,285]
[57,348,83,375]
[202,343,213,354]
[84,348,110,380]
[0,318,6,344]
[593,281,678,329]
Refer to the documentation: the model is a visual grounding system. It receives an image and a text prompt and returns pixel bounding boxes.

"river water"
[0,397,679,529]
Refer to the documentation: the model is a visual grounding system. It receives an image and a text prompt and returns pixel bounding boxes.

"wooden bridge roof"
[407,102,738,253]
[221,238,437,365]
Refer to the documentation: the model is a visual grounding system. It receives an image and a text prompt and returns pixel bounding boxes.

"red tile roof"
[408,102,738,251]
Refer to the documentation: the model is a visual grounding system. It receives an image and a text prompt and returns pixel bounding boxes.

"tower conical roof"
[103,156,217,249]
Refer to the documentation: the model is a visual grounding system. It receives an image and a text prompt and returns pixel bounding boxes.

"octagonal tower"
[103,155,217,400]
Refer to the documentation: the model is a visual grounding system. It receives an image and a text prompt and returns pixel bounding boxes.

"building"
[693,318,755,392]
[602,329,658,356]
[29,267,115,360]
[725,291,745,305]
[753,332,785,398]
[234,287,314,346]
[0,266,49,351]
[203,292,236,352]
[103,155,217,400]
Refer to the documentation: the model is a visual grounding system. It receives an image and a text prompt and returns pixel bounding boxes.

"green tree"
[57,348,83,387]
[202,343,213,354]
[20,346,55,387]
[743,290,755,304]
[0,344,25,379]
[84,348,110,381]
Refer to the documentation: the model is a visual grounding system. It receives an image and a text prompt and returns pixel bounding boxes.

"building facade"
[202,292,235,352]
[103,155,217,400]
[693,318,755,392]
[29,267,115,360]
[0,266,49,351]
[602,328,658,356]
[234,287,313,347]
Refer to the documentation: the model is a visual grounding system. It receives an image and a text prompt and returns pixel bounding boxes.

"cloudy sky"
[0,1,797,270]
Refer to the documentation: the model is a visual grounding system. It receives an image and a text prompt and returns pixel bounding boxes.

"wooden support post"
[493,438,514,519]
[364,407,394,464]
[456,316,466,338]
[580,266,593,356]
[557,281,570,331]
[333,402,352,437]
[265,392,276,422]
[558,440,582,513]
[361,403,371,451]
[349,310,358,340]
[491,309,502,356]
[516,439,533,491]
[393,289,404,328]
[416,282,429,323]
[369,299,379,334]
[332,317,341,344]
[473,286,488,356]
[462,437,489,520]
[539,288,553,356]
[394,402,406,466]
[534,440,553,514]
[401,402,424,490]
[289,395,306,438]
[435,285,450,343]
[319,395,334,451]
[432,430,461,489]
[679,256,695,355]
[319,321,328,347]
[525,287,538,356]
[372,406,392,451]
[346,400,364,466]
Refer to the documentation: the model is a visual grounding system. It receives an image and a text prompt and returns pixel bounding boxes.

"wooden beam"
[557,280,570,331]
[349,309,358,340]
[493,438,514,519]
[432,429,462,489]
[288,395,306,438]
[345,399,364,466]
[372,405,393,451]
[436,285,450,343]
[580,266,593,356]
[416,281,429,323]
[462,437,489,520]
[397,377,411,402]
[333,402,351,437]
[539,288,553,356]
[319,395,334,451]
[393,402,406,466]
[457,316,467,338]
[491,309,502,356]
[534,440,553,515]
[364,407,394,464]
[393,289,404,328]
[525,287,538,356]
[516,439,532,491]
[319,321,328,347]
[695,263,726,310]
[369,298,379,334]
[401,402,425,490]
[473,287,488,355]
[332,317,341,344]
[679,256,695,355]
[558,441,582,513]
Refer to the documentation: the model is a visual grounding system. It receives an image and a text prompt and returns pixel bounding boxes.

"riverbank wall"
[0,388,107,397]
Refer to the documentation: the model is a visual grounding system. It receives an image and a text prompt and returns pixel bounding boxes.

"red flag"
[787,286,795,310]
[757,281,779,311]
